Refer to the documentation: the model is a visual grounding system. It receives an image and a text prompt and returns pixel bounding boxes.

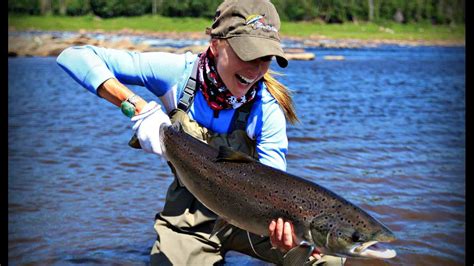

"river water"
[8,44,465,265]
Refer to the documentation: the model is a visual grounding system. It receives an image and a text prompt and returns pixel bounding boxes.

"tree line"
[8,0,464,24]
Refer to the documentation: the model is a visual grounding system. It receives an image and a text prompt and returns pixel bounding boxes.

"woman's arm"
[97,78,147,115]
[56,45,188,101]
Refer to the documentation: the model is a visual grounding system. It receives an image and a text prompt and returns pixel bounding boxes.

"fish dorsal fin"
[215,146,256,163]
[282,242,314,266]
[210,217,233,239]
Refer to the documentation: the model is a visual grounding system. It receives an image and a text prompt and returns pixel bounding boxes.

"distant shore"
[8,28,465,59]
[8,14,465,58]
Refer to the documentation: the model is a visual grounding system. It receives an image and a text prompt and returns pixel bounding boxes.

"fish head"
[309,210,396,259]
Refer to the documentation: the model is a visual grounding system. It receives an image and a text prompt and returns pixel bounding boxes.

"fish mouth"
[349,241,397,259]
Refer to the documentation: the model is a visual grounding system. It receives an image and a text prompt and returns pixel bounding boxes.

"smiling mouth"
[235,74,255,85]
[350,241,397,259]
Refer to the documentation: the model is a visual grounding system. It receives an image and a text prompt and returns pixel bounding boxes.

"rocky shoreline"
[8,29,464,59]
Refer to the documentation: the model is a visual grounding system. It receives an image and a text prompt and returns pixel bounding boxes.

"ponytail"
[263,71,299,124]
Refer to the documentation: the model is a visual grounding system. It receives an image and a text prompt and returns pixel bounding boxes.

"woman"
[57,0,344,265]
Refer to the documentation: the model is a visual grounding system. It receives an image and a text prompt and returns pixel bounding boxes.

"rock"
[176,45,207,54]
[285,52,315,61]
[323,55,345,61]
[284,48,306,53]
[65,34,93,45]
[142,46,178,53]
[111,38,135,50]
[36,43,71,56]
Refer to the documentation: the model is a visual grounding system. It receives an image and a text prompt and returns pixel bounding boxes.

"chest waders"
[149,59,285,266]
[149,60,345,266]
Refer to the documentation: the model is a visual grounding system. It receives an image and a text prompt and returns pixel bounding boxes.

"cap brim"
[227,36,288,68]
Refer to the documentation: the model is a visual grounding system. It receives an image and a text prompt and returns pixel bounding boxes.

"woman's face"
[210,39,272,98]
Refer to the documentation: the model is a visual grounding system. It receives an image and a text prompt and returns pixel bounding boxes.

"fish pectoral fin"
[282,243,314,266]
[215,146,256,163]
[170,121,184,132]
[210,217,233,239]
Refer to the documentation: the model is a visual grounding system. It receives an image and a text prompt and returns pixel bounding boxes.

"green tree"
[8,0,41,14]
[64,0,91,16]
[159,0,220,18]
[90,0,150,17]
[6,0,465,25]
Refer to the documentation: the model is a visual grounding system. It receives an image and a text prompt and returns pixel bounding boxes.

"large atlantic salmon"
[159,123,397,264]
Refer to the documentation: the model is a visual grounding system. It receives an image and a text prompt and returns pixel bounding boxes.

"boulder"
[285,52,315,61]
[323,55,345,61]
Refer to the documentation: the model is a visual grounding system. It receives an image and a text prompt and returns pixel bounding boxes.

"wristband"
[121,94,139,118]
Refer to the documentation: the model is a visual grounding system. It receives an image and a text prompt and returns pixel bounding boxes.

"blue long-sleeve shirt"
[56,45,288,171]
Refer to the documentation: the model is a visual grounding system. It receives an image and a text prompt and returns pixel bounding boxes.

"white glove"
[131,101,171,156]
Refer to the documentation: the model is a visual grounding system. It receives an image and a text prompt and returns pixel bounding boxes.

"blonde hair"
[263,70,299,124]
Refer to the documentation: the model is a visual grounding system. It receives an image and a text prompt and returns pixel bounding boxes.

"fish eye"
[351,231,360,242]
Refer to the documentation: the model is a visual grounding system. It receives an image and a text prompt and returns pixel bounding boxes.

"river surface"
[8,44,465,265]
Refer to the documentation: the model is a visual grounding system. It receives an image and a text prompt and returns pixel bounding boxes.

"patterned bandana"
[197,48,257,110]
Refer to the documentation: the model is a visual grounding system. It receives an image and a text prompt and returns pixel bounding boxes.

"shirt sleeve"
[254,100,288,172]
[56,45,187,97]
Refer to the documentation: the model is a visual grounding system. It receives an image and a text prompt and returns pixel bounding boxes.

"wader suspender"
[177,59,255,132]
[177,60,199,112]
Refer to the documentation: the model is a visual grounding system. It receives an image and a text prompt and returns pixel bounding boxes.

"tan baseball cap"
[207,0,288,68]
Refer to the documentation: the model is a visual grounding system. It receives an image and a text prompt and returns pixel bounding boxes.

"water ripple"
[8,45,465,265]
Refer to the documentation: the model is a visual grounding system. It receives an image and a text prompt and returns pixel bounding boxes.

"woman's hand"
[268,218,321,260]
[131,101,171,156]
[269,218,295,251]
